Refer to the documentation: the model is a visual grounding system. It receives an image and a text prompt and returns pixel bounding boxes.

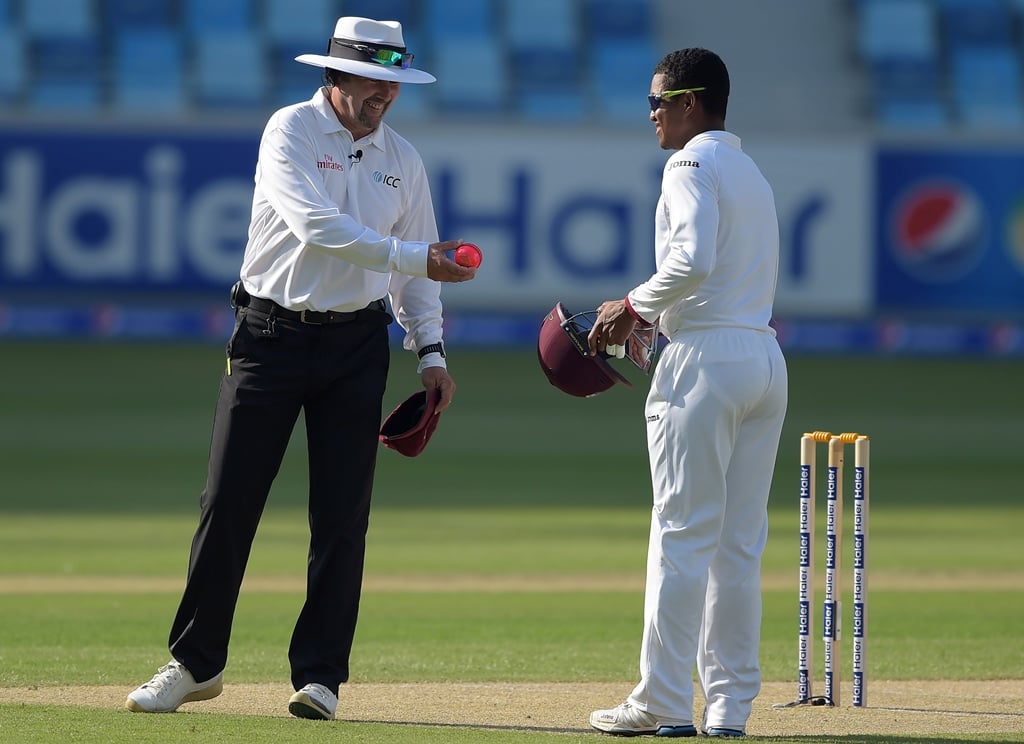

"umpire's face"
[331,73,400,139]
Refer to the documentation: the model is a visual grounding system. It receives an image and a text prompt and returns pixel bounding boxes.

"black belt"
[238,292,386,325]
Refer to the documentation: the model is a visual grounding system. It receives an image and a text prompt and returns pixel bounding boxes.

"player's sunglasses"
[331,40,415,69]
[648,87,706,112]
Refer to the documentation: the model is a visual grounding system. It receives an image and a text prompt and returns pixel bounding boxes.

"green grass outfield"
[1,342,1022,743]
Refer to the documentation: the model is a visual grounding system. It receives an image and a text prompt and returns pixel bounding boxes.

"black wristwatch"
[417,342,446,359]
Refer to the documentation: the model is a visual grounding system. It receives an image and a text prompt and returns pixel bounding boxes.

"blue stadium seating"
[264,0,332,44]
[505,0,578,47]
[0,28,26,103]
[29,35,102,110]
[937,0,1015,49]
[857,0,938,63]
[950,45,1024,128]
[0,0,653,125]
[22,0,94,37]
[6,0,1022,131]
[504,0,584,121]
[422,0,494,41]
[270,41,320,108]
[581,0,657,122]
[511,47,585,121]
[432,36,507,114]
[112,29,186,114]
[184,0,254,33]
[586,0,654,39]
[192,30,268,109]
[517,90,588,122]
[511,47,580,92]
[591,39,659,122]
[341,0,417,27]
[937,0,1024,130]
[856,0,949,130]
[870,57,949,129]
[21,0,99,112]
[104,0,175,29]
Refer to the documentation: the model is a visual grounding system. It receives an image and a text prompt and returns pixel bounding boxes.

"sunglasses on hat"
[331,40,415,69]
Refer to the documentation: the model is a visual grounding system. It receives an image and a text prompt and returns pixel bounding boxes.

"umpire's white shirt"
[240,89,444,364]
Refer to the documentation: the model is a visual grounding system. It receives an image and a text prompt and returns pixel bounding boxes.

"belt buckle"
[299,309,325,325]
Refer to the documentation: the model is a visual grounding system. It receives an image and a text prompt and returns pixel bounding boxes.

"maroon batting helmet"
[538,302,661,398]
[536,303,622,398]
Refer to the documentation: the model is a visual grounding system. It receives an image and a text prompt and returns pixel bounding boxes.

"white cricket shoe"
[288,683,338,720]
[125,660,223,713]
[589,701,695,736]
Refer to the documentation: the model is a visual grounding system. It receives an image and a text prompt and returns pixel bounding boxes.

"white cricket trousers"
[628,328,788,731]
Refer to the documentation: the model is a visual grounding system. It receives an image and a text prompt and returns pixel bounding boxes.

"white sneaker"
[590,701,694,736]
[288,683,338,720]
[125,660,223,713]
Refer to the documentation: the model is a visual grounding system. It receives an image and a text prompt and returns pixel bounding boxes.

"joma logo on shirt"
[669,160,700,170]
[317,154,345,171]
[373,170,401,188]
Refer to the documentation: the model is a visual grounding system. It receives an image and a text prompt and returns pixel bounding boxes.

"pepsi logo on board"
[889,180,986,283]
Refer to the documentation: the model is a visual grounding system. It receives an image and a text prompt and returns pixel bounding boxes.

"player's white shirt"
[627,131,779,340]
[240,88,443,357]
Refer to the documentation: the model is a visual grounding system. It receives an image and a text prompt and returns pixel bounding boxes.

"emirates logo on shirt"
[317,153,345,171]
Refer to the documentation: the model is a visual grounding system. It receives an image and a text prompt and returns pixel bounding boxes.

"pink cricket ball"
[454,243,482,268]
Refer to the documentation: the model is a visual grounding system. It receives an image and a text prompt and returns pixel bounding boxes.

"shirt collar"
[685,130,741,150]
[310,89,389,153]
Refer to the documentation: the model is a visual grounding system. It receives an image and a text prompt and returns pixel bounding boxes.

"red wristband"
[625,297,654,329]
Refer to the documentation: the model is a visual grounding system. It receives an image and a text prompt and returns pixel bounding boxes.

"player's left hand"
[587,299,637,358]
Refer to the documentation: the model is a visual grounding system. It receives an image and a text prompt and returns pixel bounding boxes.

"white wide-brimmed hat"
[295,16,436,84]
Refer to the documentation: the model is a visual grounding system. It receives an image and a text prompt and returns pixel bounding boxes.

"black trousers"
[168,303,391,695]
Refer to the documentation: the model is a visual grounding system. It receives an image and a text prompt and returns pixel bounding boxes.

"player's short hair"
[654,48,730,120]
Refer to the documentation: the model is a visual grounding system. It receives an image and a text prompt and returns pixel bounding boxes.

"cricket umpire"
[126,16,476,721]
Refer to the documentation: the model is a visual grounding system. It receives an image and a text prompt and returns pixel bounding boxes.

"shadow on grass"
[359,719,581,734]
[352,719,1023,744]
[873,705,1024,720]
[756,739,1019,744]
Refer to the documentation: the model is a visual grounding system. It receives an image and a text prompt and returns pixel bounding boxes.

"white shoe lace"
[608,702,655,726]
[141,662,184,697]
[610,703,636,718]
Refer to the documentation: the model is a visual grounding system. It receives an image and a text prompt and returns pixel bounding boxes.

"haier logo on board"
[888,180,986,284]
[0,143,252,288]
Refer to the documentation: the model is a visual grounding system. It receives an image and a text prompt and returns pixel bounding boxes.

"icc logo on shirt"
[373,171,401,188]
